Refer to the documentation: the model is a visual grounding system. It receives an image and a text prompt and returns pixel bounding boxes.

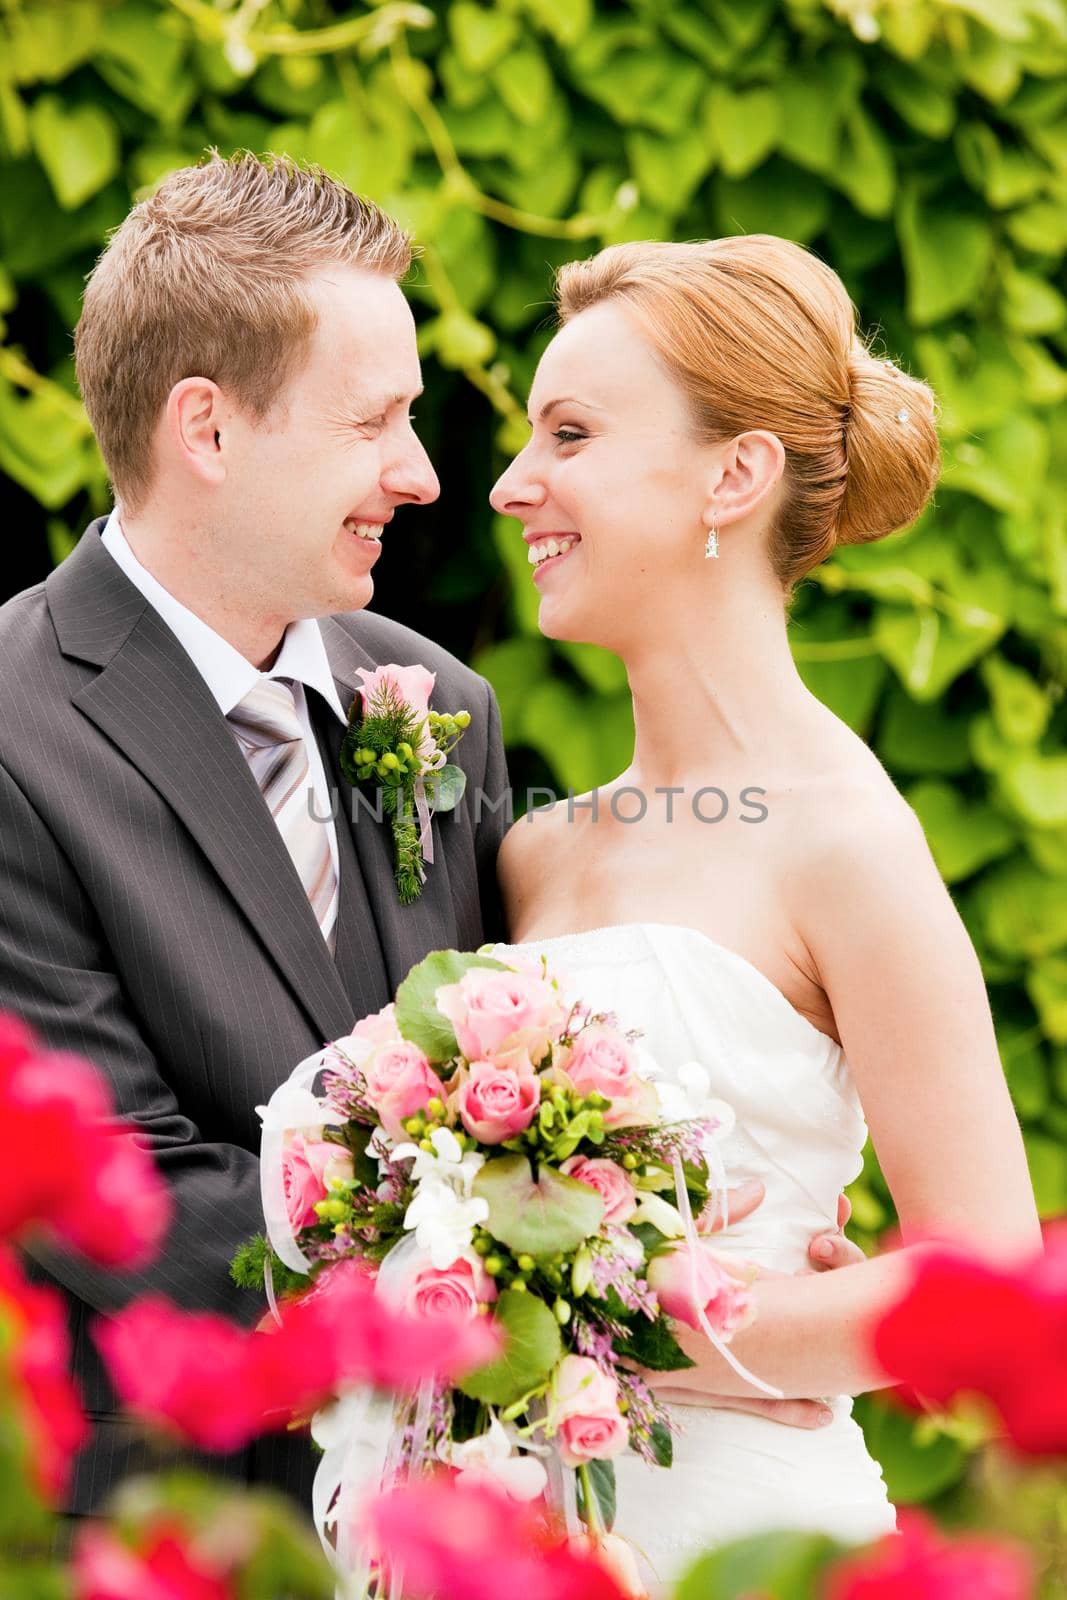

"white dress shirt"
[101,512,347,936]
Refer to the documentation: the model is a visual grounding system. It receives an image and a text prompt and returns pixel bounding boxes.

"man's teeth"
[347,521,384,541]
[527,537,578,566]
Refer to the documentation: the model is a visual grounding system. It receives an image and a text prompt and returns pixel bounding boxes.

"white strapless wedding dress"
[494,922,896,1589]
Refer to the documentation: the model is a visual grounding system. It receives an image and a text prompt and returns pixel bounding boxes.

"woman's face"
[490,301,714,650]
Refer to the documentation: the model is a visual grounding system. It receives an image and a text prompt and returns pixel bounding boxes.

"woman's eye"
[554,429,586,446]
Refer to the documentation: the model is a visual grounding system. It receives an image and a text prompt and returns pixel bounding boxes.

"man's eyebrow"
[348,386,425,414]
[535,396,605,422]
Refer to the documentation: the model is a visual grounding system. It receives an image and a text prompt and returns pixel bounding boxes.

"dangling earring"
[704,520,719,560]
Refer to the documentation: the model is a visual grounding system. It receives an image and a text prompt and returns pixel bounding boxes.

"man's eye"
[554,429,586,445]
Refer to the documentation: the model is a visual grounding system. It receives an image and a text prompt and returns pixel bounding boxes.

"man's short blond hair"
[74,152,412,508]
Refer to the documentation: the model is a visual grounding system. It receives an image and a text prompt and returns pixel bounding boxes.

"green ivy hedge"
[2,0,1066,1519]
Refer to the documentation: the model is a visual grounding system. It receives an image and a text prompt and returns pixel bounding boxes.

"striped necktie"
[227,679,338,953]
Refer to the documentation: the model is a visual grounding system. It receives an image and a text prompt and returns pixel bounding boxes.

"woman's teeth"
[528,537,578,567]
[346,520,384,541]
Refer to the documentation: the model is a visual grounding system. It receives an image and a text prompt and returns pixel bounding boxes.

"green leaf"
[394,949,509,1062]
[426,763,467,814]
[876,61,957,138]
[1000,268,1067,335]
[675,1530,841,1600]
[874,606,1007,702]
[614,1314,696,1373]
[473,1153,604,1256]
[716,159,830,244]
[627,126,716,212]
[458,1288,562,1406]
[29,94,119,209]
[998,752,1067,827]
[877,688,974,775]
[855,1396,966,1502]
[648,1419,673,1467]
[6,1,101,85]
[492,46,553,126]
[521,0,592,46]
[448,3,520,72]
[833,103,896,218]
[777,53,863,174]
[1023,1124,1067,1207]
[704,84,780,179]
[433,309,497,369]
[980,654,1052,745]
[908,780,1017,883]
[585,1458,616,1531]
[976,858,1067,958]
[897,186,994,326]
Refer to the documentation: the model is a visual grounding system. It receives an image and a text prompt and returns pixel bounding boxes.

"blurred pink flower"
[872,1226,1067,1455]
[0,1245,87,1502]
[647,1242,753,1338]
[459,1059,540,1144]
[95,1263,499,1450]
[363,1475,629,1600]
[825,1509,1033,1599]
[72,1523,234,1600]
[0,1011,170,1268]
[404,1252,497,1321]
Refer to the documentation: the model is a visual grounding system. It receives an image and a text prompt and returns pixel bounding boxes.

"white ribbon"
[257,1049,347,1275]
[672,1152,783,1399]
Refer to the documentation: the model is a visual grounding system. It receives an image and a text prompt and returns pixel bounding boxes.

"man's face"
[218,265,439,623]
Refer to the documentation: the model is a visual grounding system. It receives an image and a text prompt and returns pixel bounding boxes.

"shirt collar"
[100,511,348,724]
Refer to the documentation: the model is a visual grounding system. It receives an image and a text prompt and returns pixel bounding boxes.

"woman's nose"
[490,450,546,518]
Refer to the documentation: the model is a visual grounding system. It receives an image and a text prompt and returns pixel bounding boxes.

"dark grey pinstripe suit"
[0,519,511,1511]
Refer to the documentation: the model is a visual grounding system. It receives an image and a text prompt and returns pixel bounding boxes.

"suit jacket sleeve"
[0,758,263,1323]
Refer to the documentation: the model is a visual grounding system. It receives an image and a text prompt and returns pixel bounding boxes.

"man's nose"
[385,431,440,506]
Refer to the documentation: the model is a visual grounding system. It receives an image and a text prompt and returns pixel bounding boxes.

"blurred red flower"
[872,1228,1067,1454]
[95,1260,500,1450]
[0,1012,170,1268]
[72,1522,233,1600]
[825,1509,1033,1599]
[363,1474,630,1600]
[0,1245,87,1500]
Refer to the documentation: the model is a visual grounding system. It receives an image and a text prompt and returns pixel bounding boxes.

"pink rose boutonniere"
[340,663,471,904]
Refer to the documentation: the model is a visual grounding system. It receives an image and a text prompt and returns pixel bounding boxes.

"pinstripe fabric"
[0,520,512,1515]
[227,680,338,952]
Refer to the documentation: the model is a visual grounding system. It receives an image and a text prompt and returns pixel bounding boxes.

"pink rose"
[559,1155,637,1226]
[458,1060,540,1144]
[350,1004,402,1049]
[551,1355,628,1468]
[363,1041,446,1141]
[436,966,566,1066]
[282,1133,355,1231]
[356,664,436,761]
[565,1026,659,1129]
[405,1253,497,1322]
[647,1242,753,1337]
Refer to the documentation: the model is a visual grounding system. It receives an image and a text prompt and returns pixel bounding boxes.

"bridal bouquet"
[247,950,761,1590]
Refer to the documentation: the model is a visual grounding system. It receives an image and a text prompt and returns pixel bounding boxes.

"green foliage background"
[2,0,1067,1527]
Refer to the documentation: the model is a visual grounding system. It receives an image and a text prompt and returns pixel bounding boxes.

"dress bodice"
[495,922,869,1274]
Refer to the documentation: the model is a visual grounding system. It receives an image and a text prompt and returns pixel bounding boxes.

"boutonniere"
[339,664,471,905]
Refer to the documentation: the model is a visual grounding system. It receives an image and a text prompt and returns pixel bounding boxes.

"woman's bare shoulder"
[497,794,583,922]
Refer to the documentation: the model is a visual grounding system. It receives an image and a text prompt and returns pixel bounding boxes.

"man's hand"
[646,1189,865,1428]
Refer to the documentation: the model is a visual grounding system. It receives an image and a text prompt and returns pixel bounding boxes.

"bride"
[488,235,1041,1587]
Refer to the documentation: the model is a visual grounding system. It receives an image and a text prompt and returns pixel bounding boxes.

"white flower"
[631,1192,686,1238]
[440,1413,548,1502]
[403,1182,489,1269]
[393,1126,486,1195]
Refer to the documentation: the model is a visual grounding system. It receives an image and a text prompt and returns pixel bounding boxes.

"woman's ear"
[702,430,785,531]
[164,377,228,488]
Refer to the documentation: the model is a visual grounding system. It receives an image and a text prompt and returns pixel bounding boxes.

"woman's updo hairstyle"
[554,236,940,591]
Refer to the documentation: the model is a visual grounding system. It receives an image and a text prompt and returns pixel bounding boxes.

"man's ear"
[702,430,785,532]
[164,377,228,488]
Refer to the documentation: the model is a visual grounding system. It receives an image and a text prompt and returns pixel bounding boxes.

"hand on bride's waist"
[636,1192,865,1430]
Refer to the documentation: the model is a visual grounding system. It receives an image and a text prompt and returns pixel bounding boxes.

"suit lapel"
[49,527,357,1044]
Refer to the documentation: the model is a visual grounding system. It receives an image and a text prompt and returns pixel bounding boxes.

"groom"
[0,154,855,1514]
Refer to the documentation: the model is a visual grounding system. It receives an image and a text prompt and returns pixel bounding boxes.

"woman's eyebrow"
[533,396,606,422]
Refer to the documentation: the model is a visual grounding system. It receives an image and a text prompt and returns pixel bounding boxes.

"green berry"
[403,1116,425,1136]
[484,1255,504,1277]
[622,1152,639,1170]
[473,1235,491,1256]
[553,1298,571,1325]
[418,1137,434,1152]
[517,1254,535,1273]
[510,1278,528,1292]
[455,711,471,730]
[381,752,400,770]
[398,742,414,762]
